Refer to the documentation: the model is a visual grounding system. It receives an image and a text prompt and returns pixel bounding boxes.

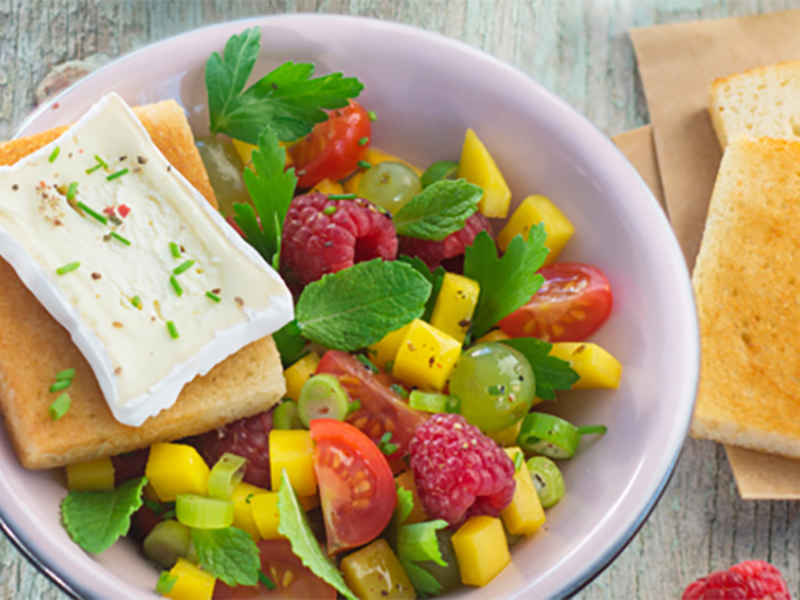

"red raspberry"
[409,413,516,525]
[399,212,494,271]
[192,411,274,489]
[281,192,398,286]
[682,560,790,600]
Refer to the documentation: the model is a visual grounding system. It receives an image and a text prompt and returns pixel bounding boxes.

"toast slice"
[708,59,800,149]
[0,100,285,469]
[690,135,800,459]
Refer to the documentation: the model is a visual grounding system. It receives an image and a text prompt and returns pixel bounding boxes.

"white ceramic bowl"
[4,14,698,600]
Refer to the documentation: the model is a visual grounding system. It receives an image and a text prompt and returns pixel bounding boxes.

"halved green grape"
[273,400,304,430]
[195,135,250,217]
[357,161,422,214]
[143,520,191,569]
[207,453,247,500]
[448,342,536,432]
[526,456,566,508]
[517,413,607,459]
[175,494,234,529]
[297,374,350,427]
[408,390,450,413]
[416,530,461,595]
[420,160,459,188]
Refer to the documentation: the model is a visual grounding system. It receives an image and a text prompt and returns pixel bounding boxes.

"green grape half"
[356,161,422,214]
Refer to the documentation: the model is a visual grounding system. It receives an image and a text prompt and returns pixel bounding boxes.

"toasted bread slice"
[691,135,800,459]
[0,100,285,469]
[708,60,800,149]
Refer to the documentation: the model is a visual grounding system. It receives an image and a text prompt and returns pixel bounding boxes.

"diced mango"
[299,493,320,512]
[146,443,210,502]
[367,324,410,369]
[501,448,546,536]
[251,492,284,540]
[392,319,462,391]
[497,195,575,264]
[270,430,317,496]
[230,482,269,540]
[165,557,215,600]
[312,178,345,195]
[430,273,480,344]
[232,138,294,170]
[283,352,320,402]
[394,471,430,525]
[341,539,416,599]
[457,129,511,218]
[66,456,115,492]
[452,516,510,587]
[475,329,510,344]
[343,147,423,194]
[487,421,522,447]
[549,342,622,389]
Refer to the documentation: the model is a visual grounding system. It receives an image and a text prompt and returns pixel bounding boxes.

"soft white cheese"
[0,94,293,426]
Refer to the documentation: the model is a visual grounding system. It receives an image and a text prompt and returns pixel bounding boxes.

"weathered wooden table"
[1,1,799,598]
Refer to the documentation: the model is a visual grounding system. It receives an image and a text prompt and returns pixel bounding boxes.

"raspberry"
[682,560,790,600]
[191,411,274,489]
[399,212,494,271]
[409,413,516,525]
[281,192,398,286]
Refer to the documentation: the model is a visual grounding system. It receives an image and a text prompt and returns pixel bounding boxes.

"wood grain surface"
[2,1,800,598]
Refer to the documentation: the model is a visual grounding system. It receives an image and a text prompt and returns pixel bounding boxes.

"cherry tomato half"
[290,101,371,189]
[310,419,396,555]
[499,262,613,342]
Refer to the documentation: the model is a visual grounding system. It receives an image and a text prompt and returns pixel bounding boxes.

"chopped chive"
[384,360,395,373]
[347,399,362,415]
[94,154,108,169]
[56,261,81,276]
[357,160,371,169]
[169,276,183,297]
[576,425,608,436]
[85,163,103,175]
[109,232,131,246]
[55,368,76,381]
[357,136,369,146]
[355,354,378,373]
[487,384,505,396]
[169,242,181,258]
[206,291,221,303]
[328,193,357,200]
[367,110,378,122]
[166,321,179,339]
[377,431,398,455]
[390,383,409,399]
[48,147,60,163]
[513,451,524,472]
[173,259,195,275]
[259,572,276,590]
[66,181,79,201]
[155,572,177,595]
[160,509,176,521]
[106,167,129,181]
[49,379,71,393]
[143,498,163,514]
[323,205,337,215]
[131,295,142,309]
[76,201,108,225]
[49,393,71,420]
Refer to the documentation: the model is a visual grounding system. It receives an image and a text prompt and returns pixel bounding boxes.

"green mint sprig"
[191,527,260,586]
[394,179,482,241]
[420,160,459,188]
[500,337,580,400]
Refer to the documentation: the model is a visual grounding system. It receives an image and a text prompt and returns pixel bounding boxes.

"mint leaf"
[398,255,445,322]
[191,527,260,586]
[463,228,549,338]
[273,320,307,368]
[61,476,147,554]
[421,160,459,189]
[277,470,357,600]
[234,127,297,268]
[395,520,449,597]
[500,337,580,400]
[394,180,482,241]
[296,259,432,351]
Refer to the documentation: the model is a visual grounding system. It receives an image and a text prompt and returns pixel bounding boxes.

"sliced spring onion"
[49,379,71,393]
[55,368,76,381]
[106,167,129,181]
[169,275,183,297]
[49,393,71,420]
[48,146,60,163]
[297,374,350,427]
[143,520,191,569]
[408,390,449,413]
[205,291,221,303]
[56,261,81,276]
[169,242,181,258]
[166,321,179,340]
[517,413,607,459]
[76,201,108,225]
[173,260,195,275]
[526,456,566,508]
[273,400,304,430]
[175,494,234,529]
[207,453,248,500]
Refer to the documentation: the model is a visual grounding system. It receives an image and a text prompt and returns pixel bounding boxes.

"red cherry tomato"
[310,419,396,555]
[289,101,371,189]
[315,350,428,471]
[214,540,336,599]
[499,262,613,342]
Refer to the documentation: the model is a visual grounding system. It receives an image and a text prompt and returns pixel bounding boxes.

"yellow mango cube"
[146,443,210,502]
[165,557,215,600]
[66,456,115,492]
[392,319,462,391]
[341,539,416,599]
[497,195,575,264]
[283,352,320,402]
[367,324,410,369]
[501,448,546,536]
[549,342,622,390]
[230,482,269,540]
[475,329,510,344]
[299,493,320,512]
[312,178,345,195]
[343,147,423,194]
[457,129,511,218]
[270,430,317,496]
[251,492,285,540]
[430,273,480,343]
[452,516,511,587]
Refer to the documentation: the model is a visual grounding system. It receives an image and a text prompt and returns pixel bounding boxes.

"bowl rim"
[4,12,700,600]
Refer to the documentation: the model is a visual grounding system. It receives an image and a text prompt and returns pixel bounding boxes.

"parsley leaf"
[206,27,363,143]
[234,126,297,269]
[394,179,482,241]
[463,227,549,338]
[394,484,415,527]
[277,470,358,600]
[296,259,432,351]
[398,255,445,322]
[500,337,580,400]
[61,476,147,554]
[191,527,260,586]
[397,520,449,597]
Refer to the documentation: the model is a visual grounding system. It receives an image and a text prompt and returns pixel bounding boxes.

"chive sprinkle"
[259,572,276,590]
[206,291,221,303]
[160,510,176,521]
[367,110,378,121]
[357,160,371,169]
[49,393,71,420]
[328,193,357,200]
[66,181,79,201]
[169,242,181,258]
[49,379,71,393]
[48,147,60,163]
[94,154,108,169]
[131,295,142,309]
[76,201,108,224]
[513,450,524,472]
[169,275,183,297]
[166,321,179,339]
[56,261,81,275]
[109,232,131,246]
[85,163,104,175]
[106,168,129,181]
[173,259,195,275]
[357,136,369,146]
[55,368,76,381]
[323,205,337,215]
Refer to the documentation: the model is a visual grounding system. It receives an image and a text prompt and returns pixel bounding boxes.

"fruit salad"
[57,27,623,599]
